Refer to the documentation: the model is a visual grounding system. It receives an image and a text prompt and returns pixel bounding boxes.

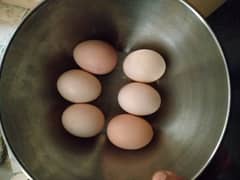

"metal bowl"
[0,0,230,179]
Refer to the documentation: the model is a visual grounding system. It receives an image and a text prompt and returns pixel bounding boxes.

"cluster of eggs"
[57,40,166,150]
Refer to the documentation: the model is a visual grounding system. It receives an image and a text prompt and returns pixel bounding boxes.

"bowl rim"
[181,1,231,179]
[0,0,231,179]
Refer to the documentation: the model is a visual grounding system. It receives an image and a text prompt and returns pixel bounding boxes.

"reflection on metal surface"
[11,173,29,180]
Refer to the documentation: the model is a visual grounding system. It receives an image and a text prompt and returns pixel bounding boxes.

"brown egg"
[62,104,105,138]
[73,40,117,75]
[57,70,101,103]
[123,49,166,83]
[107,114,154,150]
[118,83,161,116]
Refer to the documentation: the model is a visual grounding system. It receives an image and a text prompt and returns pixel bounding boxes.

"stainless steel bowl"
[0,0,230,179]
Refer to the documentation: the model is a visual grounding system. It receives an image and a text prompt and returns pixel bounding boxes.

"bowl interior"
[0,0,229,179]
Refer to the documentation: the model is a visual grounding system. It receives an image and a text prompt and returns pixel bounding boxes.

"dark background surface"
[199,0,240,179]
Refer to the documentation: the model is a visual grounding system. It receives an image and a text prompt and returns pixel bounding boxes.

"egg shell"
[118,82,161,116]
[123,49,166,83]
[62,104,105,138]
[57,70,102,103]
[107,114,154,150]
[73,40,117,75]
